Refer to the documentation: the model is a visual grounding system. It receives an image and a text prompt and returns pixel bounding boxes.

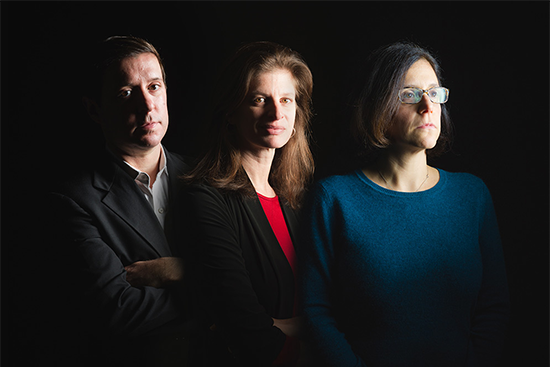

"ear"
[82,96,102,125]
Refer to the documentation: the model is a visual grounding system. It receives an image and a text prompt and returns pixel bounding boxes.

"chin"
[266,136,291,150]
[426,140,438,149]
[142,131,166,147]
[420,135,440,150]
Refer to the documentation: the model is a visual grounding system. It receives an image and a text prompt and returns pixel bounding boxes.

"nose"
[136,88,155,113]
[418,93,434,114]
[269,101,285,121]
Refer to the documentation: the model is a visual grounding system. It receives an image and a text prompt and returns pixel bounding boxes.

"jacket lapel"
[164,151,191,255]
[245,195,296,294]
[280,201,299,245]
[93,152,171,257]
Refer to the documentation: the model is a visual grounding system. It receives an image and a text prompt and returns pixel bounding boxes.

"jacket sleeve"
[47,192,183,338]
[468,184,510,366]
[182,185,286,367]
[299,184,367,367]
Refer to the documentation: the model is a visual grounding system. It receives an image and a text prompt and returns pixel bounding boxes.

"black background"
[3,1,548,366]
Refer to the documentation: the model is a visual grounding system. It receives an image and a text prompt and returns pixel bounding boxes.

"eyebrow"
[403,82,440,89]
[248,89,296,96]
[115,77,164,88]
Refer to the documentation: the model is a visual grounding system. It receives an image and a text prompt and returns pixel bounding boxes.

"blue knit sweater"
[299,169,509,367]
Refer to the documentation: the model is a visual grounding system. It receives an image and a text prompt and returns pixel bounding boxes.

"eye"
[149,83,162,91]
[253,97,265,104]
[400,88,418,102]
[118,89,132,98]
[281,98,293,104]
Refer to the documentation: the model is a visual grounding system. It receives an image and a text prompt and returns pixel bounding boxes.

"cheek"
[233,114,257,139]
[388,112,408,135]
[433,107,443,127]
[159,95,168,110]
[101,106,133,127]
[287,106,297,127]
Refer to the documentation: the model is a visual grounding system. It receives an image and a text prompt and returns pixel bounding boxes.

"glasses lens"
[428,87,448,103]
[399,87,449,104]
[399,88,422,104]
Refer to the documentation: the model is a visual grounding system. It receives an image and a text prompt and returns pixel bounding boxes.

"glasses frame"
[398,86,449,104]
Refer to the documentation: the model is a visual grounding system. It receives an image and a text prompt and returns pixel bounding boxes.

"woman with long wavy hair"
[181,41,314,367]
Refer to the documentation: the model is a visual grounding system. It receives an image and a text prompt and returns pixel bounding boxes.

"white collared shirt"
[122,146,170,228]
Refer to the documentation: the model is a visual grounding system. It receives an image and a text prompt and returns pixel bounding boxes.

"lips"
[139,121,159,131]
[263,125,286,135]
[417,123,436,129]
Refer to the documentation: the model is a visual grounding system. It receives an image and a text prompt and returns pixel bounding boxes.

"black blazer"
[181,183,298,367]
[45,146,193,366]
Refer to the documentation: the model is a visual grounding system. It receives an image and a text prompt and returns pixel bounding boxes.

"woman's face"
[389,58,442,152]
[231,68,297,154]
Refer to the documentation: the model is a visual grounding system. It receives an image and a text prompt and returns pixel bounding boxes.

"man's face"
[93,52,169,154]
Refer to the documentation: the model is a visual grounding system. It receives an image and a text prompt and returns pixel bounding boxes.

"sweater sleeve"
[299,183,367,367]
[468,183,510,366]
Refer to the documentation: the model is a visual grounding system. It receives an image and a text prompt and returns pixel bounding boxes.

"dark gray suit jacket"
[46,146,194,366]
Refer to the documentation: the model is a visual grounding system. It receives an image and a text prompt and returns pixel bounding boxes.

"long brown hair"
[183,41,314,210]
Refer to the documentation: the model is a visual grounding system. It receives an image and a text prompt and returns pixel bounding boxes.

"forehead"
[250,69,296,92]
[404,59,439,86]
[105,53,163,85]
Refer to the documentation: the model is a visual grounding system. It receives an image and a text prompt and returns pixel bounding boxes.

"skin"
[231,68,303,339]
[363,58,443,192]
[231,68,297,197]
[389,58,442,153]
[84,52,169,183]
[83,52,181,288]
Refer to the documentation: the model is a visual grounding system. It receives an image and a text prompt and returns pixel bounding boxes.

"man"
[45,36,196,366]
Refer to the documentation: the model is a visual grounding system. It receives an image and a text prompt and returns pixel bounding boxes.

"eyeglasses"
[398,87,449,104]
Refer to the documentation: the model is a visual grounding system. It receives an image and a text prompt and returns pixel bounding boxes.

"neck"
[110,143,163,186]
[374,148,431,192]
[241,149,276,197]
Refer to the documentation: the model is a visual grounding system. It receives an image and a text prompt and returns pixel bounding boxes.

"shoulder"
[165,149,195,174]
[312,170,366,200]
[183,181,243,208]
[50,148,116,196]
[304,171,365,211]
[438,169,493,208]
[316,170,363,192]
[183,181,221,200]
[440,169,489,193]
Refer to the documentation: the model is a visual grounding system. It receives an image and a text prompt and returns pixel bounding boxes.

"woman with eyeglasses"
[300,42,510,366]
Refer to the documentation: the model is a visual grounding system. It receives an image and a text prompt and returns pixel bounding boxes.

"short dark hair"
[83,36,165,102]
[350,42,453,161]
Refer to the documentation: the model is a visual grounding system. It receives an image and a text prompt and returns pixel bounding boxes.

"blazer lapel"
[163,151,191,255]
[280,201,299,245]
[245,196,295,277]
[93,154,171,257]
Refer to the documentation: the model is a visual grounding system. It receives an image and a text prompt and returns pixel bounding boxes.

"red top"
[257,193,297,277]
[257,193,300,366]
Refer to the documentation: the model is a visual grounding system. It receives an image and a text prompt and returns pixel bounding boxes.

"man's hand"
[124,257,185,288]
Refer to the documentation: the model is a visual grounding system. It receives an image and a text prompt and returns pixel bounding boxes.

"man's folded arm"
[47,192,183,338]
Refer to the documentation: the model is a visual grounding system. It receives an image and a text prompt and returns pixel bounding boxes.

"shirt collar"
[109,145,168,181]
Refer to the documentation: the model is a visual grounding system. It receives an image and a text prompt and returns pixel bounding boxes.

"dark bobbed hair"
[350,41,453,161]
[83,35,166,103]
[183,41,315,210]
